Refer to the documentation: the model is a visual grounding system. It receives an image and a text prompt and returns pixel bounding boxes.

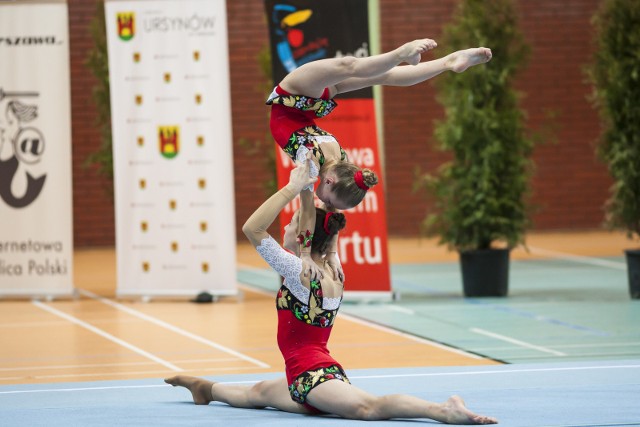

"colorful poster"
[105,0,237,298]
[265,0,392,298]
[0,0,74,297]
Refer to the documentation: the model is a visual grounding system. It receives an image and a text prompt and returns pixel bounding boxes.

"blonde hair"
[325,162,378,208]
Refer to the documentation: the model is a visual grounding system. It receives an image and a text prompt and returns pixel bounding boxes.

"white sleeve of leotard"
[255,236,310,302]
[255,236,302,279]
[295,145,319,192]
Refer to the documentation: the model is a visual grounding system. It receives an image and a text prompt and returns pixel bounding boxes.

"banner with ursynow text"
[106,0,236,297]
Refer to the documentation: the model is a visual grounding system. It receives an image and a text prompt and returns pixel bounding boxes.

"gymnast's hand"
[326,252,344,284]
[287,152,317,194]
[301,254,323,282]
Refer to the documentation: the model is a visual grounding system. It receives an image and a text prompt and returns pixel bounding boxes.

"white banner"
[0,1,74,297]
[105,0,237,297]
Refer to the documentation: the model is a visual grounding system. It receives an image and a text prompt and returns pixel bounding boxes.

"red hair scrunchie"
[323,212,334,234]
[354,170,368,191]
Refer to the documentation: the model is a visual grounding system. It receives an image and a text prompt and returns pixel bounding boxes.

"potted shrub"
[588,0,640,299]
[416,0,534,297]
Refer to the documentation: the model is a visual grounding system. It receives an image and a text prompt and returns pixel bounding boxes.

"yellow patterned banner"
[106,0,236,298]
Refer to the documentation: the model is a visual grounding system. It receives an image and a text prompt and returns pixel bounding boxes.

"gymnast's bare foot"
[442,395,498,425]
[445,48,493,73]
[165,375,215,405]
[398,38,438,65]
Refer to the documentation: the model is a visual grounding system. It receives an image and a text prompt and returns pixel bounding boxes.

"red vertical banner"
[266,0,391,297]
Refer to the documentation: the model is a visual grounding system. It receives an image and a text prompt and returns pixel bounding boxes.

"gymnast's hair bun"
[362,168,378,188]
[325,212,346,234]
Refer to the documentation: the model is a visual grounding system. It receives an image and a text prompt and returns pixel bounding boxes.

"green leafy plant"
[237,43,277,197]
[588,0,640,243]
[85,0,114,197]
[415,0,535,251]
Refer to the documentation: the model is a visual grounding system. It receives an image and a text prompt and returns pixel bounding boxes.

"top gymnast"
[267,38,492,281]
[165,155,497,424]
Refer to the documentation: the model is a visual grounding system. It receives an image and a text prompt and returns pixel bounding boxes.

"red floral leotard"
[266,85,338,152]
[244,184,350,406]
[255,237,346,400]
[266,86,348,191]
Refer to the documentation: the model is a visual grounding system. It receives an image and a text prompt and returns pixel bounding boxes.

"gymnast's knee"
[351,396,384,421]
[247,381,270,407]
[336,56,358,74]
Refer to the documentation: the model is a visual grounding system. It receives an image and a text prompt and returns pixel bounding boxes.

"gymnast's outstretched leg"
[306,379,498,424]
[332,47,493,94]
[279,38,438,97]
[280,42,491,98]
[164,375,312,415]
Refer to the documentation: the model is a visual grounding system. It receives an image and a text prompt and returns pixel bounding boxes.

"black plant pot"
[625,249,640,299]
[459,248,510,297]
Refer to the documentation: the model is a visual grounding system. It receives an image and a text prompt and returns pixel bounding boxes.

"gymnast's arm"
[297,185,320,275]
[243,154,316,247]
[242,157,317,277]
[294,148,324,281]
[325,231,344,283]
[242,185,298,248]
[241,185,305,282]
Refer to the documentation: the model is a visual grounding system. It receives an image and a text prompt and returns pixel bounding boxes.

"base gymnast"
[165,156,498,424]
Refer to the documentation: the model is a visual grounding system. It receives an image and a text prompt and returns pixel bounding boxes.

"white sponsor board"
[0,0,74,297]
[105,0,237,297]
